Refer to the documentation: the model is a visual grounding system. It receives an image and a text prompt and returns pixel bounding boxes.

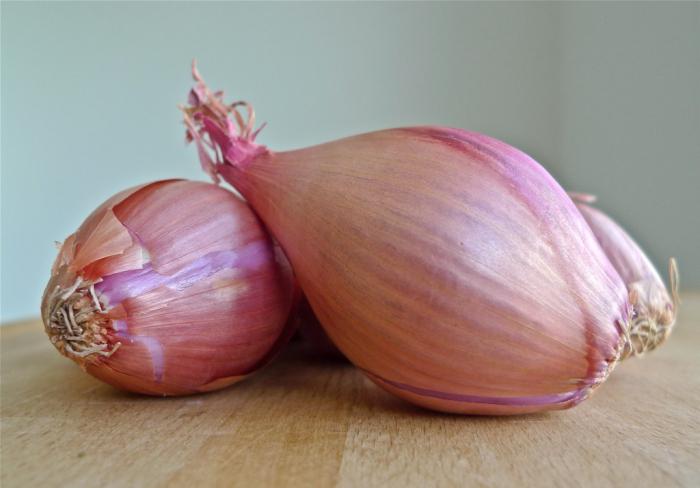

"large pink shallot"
[42,180,295,395]
[183,65,637,414]
[571,193,679,358]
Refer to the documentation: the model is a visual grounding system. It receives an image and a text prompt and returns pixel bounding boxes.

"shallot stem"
[669,257,680,308]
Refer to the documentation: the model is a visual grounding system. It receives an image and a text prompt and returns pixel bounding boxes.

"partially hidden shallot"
[570,193,679,358]
[182,64,638,414]
[42,179,295,395]
[294,297,347,361]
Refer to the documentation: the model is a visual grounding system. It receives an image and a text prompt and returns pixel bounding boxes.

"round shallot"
[571,193,679,357]
[42,179,295,395]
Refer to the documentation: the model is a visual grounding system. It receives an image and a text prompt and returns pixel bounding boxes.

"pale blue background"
[2,2,699,322]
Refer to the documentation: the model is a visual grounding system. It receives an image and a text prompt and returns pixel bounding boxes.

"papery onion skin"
[184,69,632,414]
[41,180,295,396]
[571,194,679,358]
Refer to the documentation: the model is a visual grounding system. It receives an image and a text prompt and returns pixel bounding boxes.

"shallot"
[571,193,679,358]
[183,65,638,414]
[294,297,346,361]
[42,179,295,395]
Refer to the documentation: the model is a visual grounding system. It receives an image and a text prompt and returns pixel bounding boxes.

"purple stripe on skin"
[441,129,627,372]
[111,320,165,382]
[137,336,164,382]
[405,127,563,220]
[95,241,271,306]
[404,127,625,380]
[365,369,589,407]
[405,127,624,290]
[96,237,271,385]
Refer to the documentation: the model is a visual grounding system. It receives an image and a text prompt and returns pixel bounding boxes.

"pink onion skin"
[184,73,632,414]
[42,180,295,396]
[572,195,678,357]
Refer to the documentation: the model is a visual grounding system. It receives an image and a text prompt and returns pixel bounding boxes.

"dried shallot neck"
[45,278,120,360]
[180,60,267,183]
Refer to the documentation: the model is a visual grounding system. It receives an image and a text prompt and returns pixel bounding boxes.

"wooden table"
[2,295,699,487]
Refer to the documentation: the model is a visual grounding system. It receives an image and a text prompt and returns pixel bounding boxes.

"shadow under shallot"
[70,341,558,426]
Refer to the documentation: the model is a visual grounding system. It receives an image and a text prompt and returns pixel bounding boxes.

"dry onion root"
[181,63,650,415]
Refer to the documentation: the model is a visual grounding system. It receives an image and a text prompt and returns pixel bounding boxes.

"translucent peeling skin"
[183,65,634,414]
[41,180,295,396]
[570,193,679,358]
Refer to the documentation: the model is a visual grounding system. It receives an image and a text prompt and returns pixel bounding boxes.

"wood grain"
[2,294,699,487]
